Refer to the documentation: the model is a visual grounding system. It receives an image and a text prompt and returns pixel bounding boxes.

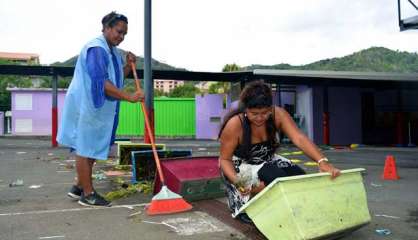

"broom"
[131,63,193,215]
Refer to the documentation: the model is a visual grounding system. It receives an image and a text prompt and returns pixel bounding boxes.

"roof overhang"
[1,65,418,89]
[253,69,418,88]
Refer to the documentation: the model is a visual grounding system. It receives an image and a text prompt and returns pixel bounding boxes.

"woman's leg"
[75,155,94,195]
[257,162,305,186]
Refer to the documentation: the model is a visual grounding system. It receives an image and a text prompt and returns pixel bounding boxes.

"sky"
[1,0,418,72]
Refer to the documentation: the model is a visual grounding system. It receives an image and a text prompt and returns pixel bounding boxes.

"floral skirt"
[221,155,305,217]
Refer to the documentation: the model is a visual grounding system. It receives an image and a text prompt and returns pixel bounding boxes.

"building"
[154,79,184,93]
[0,52,40,65]
[256,69,418,146]
[7,88,66,135]
[2,64,418,146]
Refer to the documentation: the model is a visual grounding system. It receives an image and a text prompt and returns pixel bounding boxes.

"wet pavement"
[0,137,417,240]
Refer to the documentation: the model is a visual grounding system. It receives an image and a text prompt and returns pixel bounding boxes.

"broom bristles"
[147,198,193,215]
[146,186,192,215]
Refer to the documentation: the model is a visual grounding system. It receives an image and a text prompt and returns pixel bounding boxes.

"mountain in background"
[51,49,187,71]
[242,47,418,73]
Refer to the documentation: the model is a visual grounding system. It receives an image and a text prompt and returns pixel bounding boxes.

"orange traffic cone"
[382,155,400,180]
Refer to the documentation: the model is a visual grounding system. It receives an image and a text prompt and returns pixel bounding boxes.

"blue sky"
[1,0,417,71]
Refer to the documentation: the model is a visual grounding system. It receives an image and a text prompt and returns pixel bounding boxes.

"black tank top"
[232,111,278,164]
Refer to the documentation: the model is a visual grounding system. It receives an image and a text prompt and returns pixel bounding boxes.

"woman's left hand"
[318,161,341,179]
[126,51,136,65]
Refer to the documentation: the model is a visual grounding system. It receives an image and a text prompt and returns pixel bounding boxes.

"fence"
[116,97,195,137]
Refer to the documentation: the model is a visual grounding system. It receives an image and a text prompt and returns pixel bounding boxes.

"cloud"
[1,0,417,71]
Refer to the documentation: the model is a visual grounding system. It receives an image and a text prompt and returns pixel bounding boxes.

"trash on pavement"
[9,179,24,187]
[375,228,391,235]
[375,214,400,219]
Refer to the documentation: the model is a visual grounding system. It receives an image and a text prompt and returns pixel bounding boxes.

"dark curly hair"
[219,80,278,160]
[101,11,128,31]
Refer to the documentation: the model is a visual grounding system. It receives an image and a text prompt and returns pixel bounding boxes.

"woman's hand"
[126,51,136,65]
[128,90,144,103]
[238,186,252,196]
[318,161,341,179]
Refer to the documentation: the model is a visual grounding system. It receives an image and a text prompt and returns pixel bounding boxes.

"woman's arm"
[275,107,340,178]
[104,81,143,102]
[219,116,241,184]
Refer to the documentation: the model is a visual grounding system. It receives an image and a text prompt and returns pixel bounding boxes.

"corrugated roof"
[253,69,418,82]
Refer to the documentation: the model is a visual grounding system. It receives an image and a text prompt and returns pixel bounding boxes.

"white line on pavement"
[0,203,148,217]
[39,235,65,239]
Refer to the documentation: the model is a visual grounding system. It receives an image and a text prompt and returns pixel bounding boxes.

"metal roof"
[1,64,418,88]
[254,69,418,88]
[254,69,418,81]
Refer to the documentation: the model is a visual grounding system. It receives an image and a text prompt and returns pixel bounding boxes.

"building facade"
[0,52,40,65]
[154,79,184,93]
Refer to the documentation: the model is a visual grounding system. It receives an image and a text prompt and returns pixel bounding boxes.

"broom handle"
[131,63,166,184]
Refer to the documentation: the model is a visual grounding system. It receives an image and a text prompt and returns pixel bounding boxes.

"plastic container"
[237,168,371,240]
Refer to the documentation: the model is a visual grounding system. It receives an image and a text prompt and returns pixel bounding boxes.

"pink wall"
[9,88,66,135]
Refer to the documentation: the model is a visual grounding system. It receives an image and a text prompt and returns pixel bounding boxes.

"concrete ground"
[0,137,417,240]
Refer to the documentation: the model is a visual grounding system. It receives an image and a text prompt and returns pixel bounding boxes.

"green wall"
[116,98,195,137]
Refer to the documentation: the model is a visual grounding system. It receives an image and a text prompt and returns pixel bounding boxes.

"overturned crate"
[117,142,166,165]
[130,149,192,182]
[237,168,371,240]
[153,156,226,201]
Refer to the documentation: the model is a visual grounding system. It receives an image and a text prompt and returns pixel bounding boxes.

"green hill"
[51,49,186,71]
[243,47,418,73]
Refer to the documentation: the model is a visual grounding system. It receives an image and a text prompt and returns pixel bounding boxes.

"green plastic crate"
[237,168,371,240]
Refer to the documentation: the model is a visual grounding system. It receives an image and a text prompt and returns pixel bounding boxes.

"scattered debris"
[112,177,125,185]
[163,216,224,236]
[142,220,178,232]
[375,214,400,219]
[64,163,74,170]
[9,179,24,187]
[92,171,107,181]
[371,183,383,187]
[104,170,126,177]
[29,185,43,189]
[105,182,152,201]
[375,228,391,236]
[127,210,142,218]
[113,165,131,171]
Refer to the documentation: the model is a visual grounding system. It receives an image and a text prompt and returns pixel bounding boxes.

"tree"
[0,75,33,111]
[222,63,241,72]
[169,83,200,98]
[207,63,242,94]
[40,76,71,89]
[154,88,166,97]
